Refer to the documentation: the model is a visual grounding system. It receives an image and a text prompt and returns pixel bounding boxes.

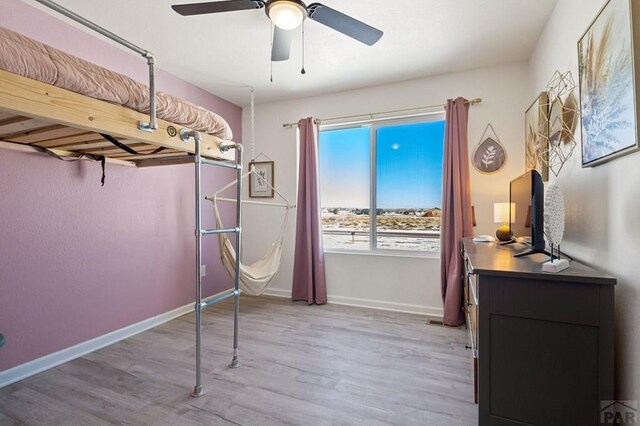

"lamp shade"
[267,1,305,30]
[494,202,515,224]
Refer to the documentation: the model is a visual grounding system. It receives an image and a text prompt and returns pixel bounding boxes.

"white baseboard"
[262,287,292,298]
[0,289,233,389]
[262,288,443,318]
[327,295,443,317]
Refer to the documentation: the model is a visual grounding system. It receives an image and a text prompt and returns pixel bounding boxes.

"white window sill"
[323,249,440,260]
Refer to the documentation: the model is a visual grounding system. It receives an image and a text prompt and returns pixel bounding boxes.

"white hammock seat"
[208,169,292,296]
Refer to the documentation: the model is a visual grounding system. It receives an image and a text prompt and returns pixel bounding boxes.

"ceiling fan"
[171,0,383,62]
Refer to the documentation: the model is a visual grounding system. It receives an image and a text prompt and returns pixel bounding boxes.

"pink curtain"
[440,98,474,326]
[292,117,327,305]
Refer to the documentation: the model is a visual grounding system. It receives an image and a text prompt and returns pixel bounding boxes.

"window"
[319,115,445,253]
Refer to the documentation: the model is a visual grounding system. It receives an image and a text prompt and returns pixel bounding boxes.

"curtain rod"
[282,98,482,128]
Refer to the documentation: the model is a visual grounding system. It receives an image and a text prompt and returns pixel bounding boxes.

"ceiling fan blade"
[307,3,383,46]
[172,0,264,16]
[271,26,295,61]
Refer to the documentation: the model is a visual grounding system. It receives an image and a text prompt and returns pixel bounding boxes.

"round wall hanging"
[472,123,506,173]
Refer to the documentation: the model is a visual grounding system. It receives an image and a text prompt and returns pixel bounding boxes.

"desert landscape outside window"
[319,115,445,253]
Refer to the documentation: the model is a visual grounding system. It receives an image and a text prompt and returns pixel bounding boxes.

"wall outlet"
[200,265,206,277]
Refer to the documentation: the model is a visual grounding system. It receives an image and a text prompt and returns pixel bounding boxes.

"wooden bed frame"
[0,69,235,168]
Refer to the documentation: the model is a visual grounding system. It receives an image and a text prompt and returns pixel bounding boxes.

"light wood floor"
[0,296,477,425]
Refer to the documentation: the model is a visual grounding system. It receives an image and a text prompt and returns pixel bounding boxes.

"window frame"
[319,111,445,258]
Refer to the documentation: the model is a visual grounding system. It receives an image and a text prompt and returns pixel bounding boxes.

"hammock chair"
[207,165,293,296]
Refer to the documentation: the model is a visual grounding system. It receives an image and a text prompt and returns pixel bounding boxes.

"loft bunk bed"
[0,25,234,168]
[0,0,243,398]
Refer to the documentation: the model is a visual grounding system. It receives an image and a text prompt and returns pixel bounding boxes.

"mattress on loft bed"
[0,26,233,140]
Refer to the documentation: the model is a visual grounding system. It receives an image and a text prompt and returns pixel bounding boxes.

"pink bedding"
[0,27,233,140]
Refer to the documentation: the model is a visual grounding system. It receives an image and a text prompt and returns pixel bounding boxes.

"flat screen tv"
[509,170,548,257]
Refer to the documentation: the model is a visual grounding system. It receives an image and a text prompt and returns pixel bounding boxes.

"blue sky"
[319,120,445,209]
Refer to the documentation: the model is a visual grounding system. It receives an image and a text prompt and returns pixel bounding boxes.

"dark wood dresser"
[462,238,616,426]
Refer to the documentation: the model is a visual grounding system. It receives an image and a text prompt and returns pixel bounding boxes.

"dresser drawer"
[489,276,601,326]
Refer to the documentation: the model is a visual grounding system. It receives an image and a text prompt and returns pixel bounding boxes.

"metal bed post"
[192,131,204,398]
[229,143,243,369]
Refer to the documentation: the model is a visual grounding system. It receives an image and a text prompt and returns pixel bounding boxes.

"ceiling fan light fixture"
[267,0,306,30]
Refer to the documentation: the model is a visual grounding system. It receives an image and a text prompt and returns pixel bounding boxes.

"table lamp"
[494,202,514,241]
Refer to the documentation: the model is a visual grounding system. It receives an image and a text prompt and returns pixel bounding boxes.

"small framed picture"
[249,161,274,198]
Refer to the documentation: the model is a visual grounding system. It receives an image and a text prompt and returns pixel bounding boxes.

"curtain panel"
[440,98,473,326]
[292,117,328,305]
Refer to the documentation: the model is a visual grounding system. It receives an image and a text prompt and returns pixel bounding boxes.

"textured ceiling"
[31,0,558,106]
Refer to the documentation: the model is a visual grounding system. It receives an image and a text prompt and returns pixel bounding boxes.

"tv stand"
[513,247,551,258]
[499,239,551,257]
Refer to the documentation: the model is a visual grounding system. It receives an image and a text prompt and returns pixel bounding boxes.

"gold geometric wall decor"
[539,70,580,177]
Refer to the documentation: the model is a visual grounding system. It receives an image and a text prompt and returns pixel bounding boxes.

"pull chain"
[270,23,274,83]
[301,20,306,75]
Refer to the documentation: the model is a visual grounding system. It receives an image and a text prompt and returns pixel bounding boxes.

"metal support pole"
[229,144,243,369]
[33,0,157,132]
[201,158,241,169]
[200,227,240,236]
[191,131,204,398]
[201,289,239,309]
[138,56,158,132]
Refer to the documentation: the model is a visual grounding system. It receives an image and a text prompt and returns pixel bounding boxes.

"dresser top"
[462,239,616,285]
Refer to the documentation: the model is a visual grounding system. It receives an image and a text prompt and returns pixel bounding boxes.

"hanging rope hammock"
[206,88,294,295]
[208,170,291,295]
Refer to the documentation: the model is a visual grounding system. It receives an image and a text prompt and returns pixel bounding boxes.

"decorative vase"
[542,182,569,272]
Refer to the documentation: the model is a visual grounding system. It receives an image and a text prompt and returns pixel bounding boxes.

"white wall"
[528,0,639,399]
[241,62,530,316]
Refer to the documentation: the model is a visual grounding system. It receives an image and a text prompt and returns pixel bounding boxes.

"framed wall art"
[525,92,549,181]
[249,161,275,198]
[578,0,640,166]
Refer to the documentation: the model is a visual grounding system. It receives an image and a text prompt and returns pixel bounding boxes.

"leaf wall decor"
[481,145,497,168]
[473,126,506,174]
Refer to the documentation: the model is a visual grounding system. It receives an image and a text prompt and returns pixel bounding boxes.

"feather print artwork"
[579,0,638,166]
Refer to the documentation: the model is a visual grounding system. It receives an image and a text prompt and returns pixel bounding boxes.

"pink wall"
[0,0,242,371]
